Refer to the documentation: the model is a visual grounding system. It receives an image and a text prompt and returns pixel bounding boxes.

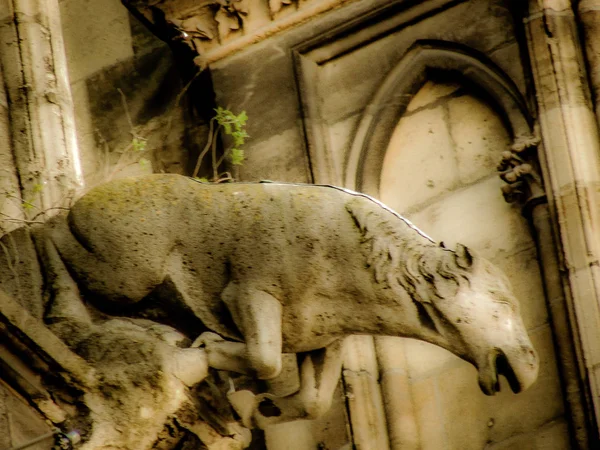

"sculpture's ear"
[454,243,473,269]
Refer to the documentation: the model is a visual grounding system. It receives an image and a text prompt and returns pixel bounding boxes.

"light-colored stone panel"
[406,81,461,112]
[69,80,99,184]
[411,377,447,450]
[486,419,571,450]
[380,371,420,450]
[380,106,459,213]
[419,325,567,448]
[405,177,533,260]
[436,364,488,450]
[492,248,549,331]
[265,421,318,450]
[404,339,461,381]
[447,94,511,185]
[60,0,133,83]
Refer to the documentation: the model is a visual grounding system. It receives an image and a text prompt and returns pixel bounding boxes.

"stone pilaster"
[0,0,82,220]
[525,0,600,437]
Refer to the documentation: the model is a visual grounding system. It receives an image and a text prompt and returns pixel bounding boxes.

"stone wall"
[59,0,207,189]
[2,0,600,448]
[378,80,569,448]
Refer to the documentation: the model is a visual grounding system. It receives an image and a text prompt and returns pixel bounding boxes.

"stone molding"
[122,0,358,65]
[525,0,600,443]
[0,0,82,218]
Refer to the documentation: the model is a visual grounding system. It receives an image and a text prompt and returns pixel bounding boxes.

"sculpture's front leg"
[193,283,283,379]
[230,339,346,429]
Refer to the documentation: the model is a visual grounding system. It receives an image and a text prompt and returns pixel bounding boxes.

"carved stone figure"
[27,173,539,438]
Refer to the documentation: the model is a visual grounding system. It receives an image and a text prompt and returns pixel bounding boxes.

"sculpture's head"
[405,243,539,395]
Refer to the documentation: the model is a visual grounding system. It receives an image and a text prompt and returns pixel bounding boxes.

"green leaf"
[139,157,150,167]
[230,148,244,165]
[132,137,147,152]
[237,111,248,125]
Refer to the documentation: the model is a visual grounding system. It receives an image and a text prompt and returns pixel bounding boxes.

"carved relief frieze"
[122,0,354,64]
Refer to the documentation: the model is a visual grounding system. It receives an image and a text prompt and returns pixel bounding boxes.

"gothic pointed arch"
[345,40,535,194]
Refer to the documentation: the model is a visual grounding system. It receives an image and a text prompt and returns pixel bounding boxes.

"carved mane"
[346,198,472,303]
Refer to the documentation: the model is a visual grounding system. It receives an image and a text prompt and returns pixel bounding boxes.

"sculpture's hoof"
[252,393,284,429]
[227,390,256,429]
[192,331,225,348]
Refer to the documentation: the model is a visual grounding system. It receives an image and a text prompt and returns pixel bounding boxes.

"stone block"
[69,80,98,183]
[447,94,511,185]
[60,0,133,83]
[239,128,310,182]
[411,377,447,450]
[380,106,459,213]
[486,419,571,450]
[489,41,528,96]
[318,34,397,122]
[212,47,300,144]
[374,335,407,372]
[265,421,317,450]
[404,177,533,260]
[434,363,489,450]
[0,0,10,21]
[492,248,549,331]
[380,370,420,449]
[403,339,461,381]
[406,81,461,112]
[414,325,568,448]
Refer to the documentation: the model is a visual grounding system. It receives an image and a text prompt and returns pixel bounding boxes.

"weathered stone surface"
[60,0,134,84]
[1,382,53,450]
[447,94,512,185]
[3,173,538,448]
[0,228,44,319]
[381,106,459,212]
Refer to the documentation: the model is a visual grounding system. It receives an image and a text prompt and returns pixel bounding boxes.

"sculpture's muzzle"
[477,344,539,395]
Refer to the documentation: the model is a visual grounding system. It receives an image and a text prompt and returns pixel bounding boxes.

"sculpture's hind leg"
[227,339,345,429]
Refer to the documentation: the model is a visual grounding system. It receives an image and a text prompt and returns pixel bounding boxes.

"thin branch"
[0,212,45,224]
[30,207,70,221]
[193,118,216,178]
[211,126,219,181]
[166,68,204,135]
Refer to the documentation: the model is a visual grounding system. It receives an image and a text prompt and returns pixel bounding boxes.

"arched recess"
[344,39,591,448]
[345,40,534,195]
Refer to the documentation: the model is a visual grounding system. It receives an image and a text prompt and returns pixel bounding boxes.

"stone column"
[0,60,22,231]
[499,139,594,448]
[525,0,600,435]
[343,336,390,450]
[579,1,600,129]
[0,0,82,220]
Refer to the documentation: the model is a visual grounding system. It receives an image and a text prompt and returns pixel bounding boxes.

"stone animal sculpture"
[35,173,538,432]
